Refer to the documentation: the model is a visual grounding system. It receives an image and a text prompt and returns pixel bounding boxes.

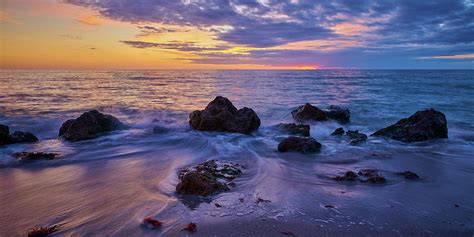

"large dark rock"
[189,96,260,134]
[58,110,127,141]
[176,160,243,196]
[277,123,310,137]
[0,124,38,146]
[371,109,448,142]
[291,103,350,124]
[277,136,322,153]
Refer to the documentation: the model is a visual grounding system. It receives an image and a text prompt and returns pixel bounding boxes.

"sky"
[0,0,473,69]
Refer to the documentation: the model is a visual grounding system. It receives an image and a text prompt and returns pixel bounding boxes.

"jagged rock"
[0,124,38,146]
[277,123,310,137]
[396,171,420,180]
[176,160,243,196]
[277,136,322,153]
[326,105,350,124]
[331,127,345,136]
[189,96,260,134]
[346,130,368,145]
[13,152,59,161]
[58,110,127,141]
[291,103,350,124]
[372,109,448,142]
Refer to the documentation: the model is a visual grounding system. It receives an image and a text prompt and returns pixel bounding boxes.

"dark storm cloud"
[65,0,474,68]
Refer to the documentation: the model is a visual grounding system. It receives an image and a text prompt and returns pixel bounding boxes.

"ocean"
[0,70,473,236]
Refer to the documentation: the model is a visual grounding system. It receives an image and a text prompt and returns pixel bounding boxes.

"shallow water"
[0,70,473,236]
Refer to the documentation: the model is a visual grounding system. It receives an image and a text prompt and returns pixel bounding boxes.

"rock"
[0,124,9,139]
[58,110,127,141]
[332,171,358,181]
[277,123,310,137]
[176,160,243,196]
[396,171,420,180]
[9,131,38,143]
[189,96,260,134]
[291,103,350,124]
[277,136,322,153]
[326,105,350,124]
[358,169,387,183]
[358,169,379,177]
[331,127,345,136]
[291,103,328,122]
[13,152,59,161]
[142,217,163,229]
[365,176,387,184]
[0,124,38,146]
[346,130,368,145]
[332,169,387,184]
[28,225,61,237]
[371,109,448,142]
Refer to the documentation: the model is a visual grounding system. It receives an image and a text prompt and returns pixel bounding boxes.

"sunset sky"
[1,0,473,69]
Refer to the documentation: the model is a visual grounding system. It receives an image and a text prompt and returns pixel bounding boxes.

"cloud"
[65,0,474,68]
[0,10,19,24]
[60,34,82,40]
[121,40,231,52]
[418,53,474,59]
[77,15,102,25]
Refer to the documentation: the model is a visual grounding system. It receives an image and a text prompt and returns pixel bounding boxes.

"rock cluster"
[189,96,261,134]
[59,110,127,141]
[0,124,38,146]
[332,169,387,184]
[176,160,243,196]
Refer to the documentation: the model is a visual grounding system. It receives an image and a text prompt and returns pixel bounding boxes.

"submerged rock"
[346,130,368,145]
[58,110,127,141]
[371,109,448,142]
[358,169,387,184]
[176,160,243,196]
[332,171,358,181]
[396,171,420,180]
[28,225,61,237]
[0,124,38,146]
[277,136,322,153]
[333,169,387,184]
[277,123,310,137]
[13,152,59,161]
[291,103,350,124]
[331,127,345,136]
[189,96,260,134]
